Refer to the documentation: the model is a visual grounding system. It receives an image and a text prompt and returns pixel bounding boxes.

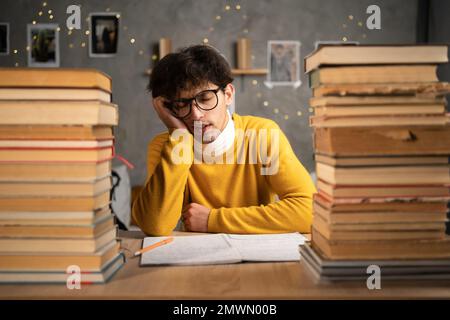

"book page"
[225,233,306,262]
[140,234,241,266]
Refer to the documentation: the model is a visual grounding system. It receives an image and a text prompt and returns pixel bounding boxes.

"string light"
[225,5,230,10]
[252,80,258,85]
[236,5,241,10]
[32,21,36,25]
[81,42,86,47]
[284,115,289,120]
[85,30,90,35]
[348,15,354,20]
[56,27,60,32]
[342,36,348,42]
[13,49,18,54]
[297,111,302,116]
[263,101,269,107]
[273,108,279,114]
[358,21,363,27]
[69,43,74,48]
[216,15,221,20]
[42,2,47,7]
[138,50,144,55]
[38,11,43,16]
[308,107,313,113]
[26,46,30,51]
[116,14,121,19]
[130,38,136,44]
[15,62,19,67]
[48,10,52,14]
[151,54,158,61]
[203,38,209,44]
[49,15,53,19]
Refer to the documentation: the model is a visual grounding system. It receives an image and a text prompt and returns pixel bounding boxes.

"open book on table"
[139,233,306,266]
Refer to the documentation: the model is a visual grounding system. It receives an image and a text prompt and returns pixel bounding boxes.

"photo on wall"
[0,23,9,55]
[266,40,301,88]
[89,13,120,57]
[27,23,59,67]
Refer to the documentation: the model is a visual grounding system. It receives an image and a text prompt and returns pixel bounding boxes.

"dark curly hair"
[148,45,234,100]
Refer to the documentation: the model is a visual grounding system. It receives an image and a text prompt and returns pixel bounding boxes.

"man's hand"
[153,97,188,131]
[182,203,211,232]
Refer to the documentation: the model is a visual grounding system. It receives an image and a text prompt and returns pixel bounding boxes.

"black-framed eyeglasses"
[163,87,224,119]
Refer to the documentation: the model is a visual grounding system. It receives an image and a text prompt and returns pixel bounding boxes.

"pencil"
[134,237,174,257]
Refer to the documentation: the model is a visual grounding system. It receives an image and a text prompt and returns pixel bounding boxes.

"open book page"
[140,234,241,266]
[225,233,307,262]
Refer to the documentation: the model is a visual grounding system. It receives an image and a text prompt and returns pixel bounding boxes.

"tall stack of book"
[0,68,123,283]
[302,45,450,281]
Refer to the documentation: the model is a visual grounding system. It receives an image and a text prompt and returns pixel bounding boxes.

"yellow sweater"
[132,113,316,236]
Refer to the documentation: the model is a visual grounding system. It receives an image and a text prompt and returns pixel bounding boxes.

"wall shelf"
[231,68,268,76]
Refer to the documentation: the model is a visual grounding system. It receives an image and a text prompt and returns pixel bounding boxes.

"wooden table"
[0,231,449,299]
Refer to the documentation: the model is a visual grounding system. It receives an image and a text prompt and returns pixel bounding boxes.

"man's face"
[177,82,234,144]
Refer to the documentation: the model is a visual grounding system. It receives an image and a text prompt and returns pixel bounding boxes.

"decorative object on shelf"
[159,37,172,59]
[0,23,9,55]
[265,40,301,88]
[237,37,251,69]
[232,38,267,76]
[27,23,59,67]
[89,12,120,57]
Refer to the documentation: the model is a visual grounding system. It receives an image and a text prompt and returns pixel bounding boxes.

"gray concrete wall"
[0,0,419,186]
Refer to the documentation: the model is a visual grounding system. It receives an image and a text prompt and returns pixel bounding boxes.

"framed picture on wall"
[266,40,301,88]
[0,23,9,55]
[27,23,59,67]
[89,13,120,57]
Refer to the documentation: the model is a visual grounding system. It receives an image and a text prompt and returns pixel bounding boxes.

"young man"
[132,45,316,236]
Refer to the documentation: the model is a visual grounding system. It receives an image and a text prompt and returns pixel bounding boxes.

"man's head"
[148,45,234,142]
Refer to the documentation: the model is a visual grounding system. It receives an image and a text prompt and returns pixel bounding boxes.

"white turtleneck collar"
[195,109,235,160]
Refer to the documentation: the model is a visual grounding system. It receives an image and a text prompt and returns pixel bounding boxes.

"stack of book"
[0,68,123,283]
[302,45,450,281]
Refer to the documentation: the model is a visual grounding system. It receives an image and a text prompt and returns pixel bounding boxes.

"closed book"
[0,191,110,212]
[0,88,110,102]
[312,104,445,117]
[0,240,120,271]
[313,125,450,156]
[316,179,450,198]
[0,214,115,239]
[309,95,446,107]
[311,228,450,260]
[310,113,448,128]
[0,160,111,182]
[316,162,450,185]
[312,214,446,241]
[0,206,111,225]
[0,68,112,93]
[0,252,124,284]
[304,45,448,73]
[0,146,113,162]
[314,192,448,213]
[309,65,438,88]
[0,176,111,197]
[0,226,117,253]
[0,100,118,126]
[312,82,450,97]
[300,243,450,281]
[0,125,113,141]
[313,199,447,224]
[315,154,449,167]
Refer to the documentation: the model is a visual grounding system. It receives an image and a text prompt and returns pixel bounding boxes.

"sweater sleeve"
[131,129,193,236]
[207,125,316,234]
